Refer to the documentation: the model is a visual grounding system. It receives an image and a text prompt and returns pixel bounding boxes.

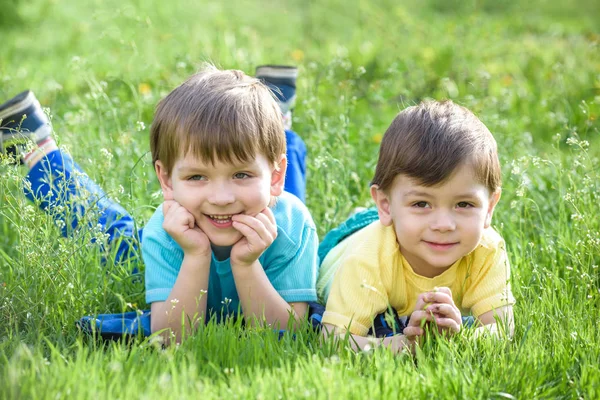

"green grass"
[1,0,599,398]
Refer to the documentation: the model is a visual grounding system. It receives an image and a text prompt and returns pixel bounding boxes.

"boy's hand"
[403,292,432,341]
[424,286,462,335]
[385,334,415,355]
[162,200,210,257]
[404,287,462,339]
[422,287,462,336]
[230,207,277,267]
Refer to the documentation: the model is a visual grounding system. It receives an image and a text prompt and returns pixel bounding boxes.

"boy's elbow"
[150,317,180,346]
[149,301,168,334]
[150,318,163,335]
[474,305,514,338]
[289,302,309,319]
[321,323,341,340]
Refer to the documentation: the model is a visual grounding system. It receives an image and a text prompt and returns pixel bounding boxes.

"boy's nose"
[430,211,456,232]
[208,183,236,205]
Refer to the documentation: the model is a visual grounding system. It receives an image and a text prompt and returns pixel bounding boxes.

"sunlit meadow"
[1,0,599,398]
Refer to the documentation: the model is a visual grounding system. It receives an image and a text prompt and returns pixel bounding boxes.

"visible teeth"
[209,215,232,220]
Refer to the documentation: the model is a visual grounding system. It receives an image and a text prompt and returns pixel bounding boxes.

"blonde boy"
[143,66,318,341]
[318,100,515,352]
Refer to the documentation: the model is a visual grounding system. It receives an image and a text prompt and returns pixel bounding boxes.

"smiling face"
[155,152,286,247]
[371,163,501,278]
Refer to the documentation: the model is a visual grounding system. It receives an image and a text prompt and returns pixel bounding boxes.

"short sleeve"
[259,192,319,304]
[142,207,184,304]
[262,224,319,303]
[462,240,515,317]
[321,254,389,336]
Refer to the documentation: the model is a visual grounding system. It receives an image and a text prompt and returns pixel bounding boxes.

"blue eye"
[233,172,251,179]
[188,175,206,181]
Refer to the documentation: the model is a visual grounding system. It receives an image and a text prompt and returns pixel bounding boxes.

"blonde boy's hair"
[150,65,286,174]
[372,100,501,193]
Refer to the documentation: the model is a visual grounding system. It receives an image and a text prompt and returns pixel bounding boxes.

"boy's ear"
[484,189,502,228]
[270,154,287,197]
[370,185,393,226]
[154,160,174,201]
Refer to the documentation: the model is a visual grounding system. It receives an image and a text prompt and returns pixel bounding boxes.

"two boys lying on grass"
[0,65,514,351]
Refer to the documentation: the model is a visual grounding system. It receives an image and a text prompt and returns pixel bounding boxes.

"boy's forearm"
[322,324,413,353]
[472,323,499,338]
[471,321,514,339]
[151,253,211,342]
[474,306,514,338]
[231,260,303,329]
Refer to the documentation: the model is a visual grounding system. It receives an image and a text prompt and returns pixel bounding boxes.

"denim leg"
[284,129,306,203]
[24,149,139,264]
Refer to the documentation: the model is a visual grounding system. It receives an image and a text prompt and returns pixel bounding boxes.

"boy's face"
[371,163,501,278]
[155,152,286,247]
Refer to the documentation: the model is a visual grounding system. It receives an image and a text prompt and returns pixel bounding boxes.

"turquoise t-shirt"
[142,192,319,319]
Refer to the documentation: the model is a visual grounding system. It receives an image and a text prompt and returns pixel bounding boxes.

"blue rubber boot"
[256,65,306,202]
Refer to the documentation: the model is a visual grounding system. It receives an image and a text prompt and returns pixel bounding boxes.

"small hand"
[422,286,462,335]
[386,334,415,355]
[162,201,210,257]
[230,207,278,267]
[403,292,432,342]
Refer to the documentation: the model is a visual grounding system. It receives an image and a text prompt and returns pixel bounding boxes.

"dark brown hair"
[371,100,501,193]
[150,65,285,174]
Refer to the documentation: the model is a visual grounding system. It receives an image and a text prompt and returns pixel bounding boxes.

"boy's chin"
[209,233,243,248]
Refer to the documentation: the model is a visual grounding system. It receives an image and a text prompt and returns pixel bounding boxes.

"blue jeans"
[24,129,307,264]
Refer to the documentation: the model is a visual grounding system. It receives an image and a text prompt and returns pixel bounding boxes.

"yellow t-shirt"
[318,221,515,336]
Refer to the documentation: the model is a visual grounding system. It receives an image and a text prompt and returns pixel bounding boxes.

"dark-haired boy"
[318,100,515,353]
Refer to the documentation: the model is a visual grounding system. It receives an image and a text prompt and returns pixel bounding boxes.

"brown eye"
[413,201,429,208]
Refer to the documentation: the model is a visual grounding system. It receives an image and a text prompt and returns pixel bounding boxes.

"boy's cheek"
[244,207,267,219]
[162,187,174,201]
[168,190,191,210]
[250,194,273,216]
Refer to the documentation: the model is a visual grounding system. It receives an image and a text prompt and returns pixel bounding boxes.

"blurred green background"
[1,0,599,398]
[2,0,599,234]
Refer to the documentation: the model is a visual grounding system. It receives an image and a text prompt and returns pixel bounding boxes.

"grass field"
[1,0,599,398]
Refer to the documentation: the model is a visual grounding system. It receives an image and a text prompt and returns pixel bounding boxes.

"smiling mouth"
[424,241,458,248]
[205,213,240,225]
